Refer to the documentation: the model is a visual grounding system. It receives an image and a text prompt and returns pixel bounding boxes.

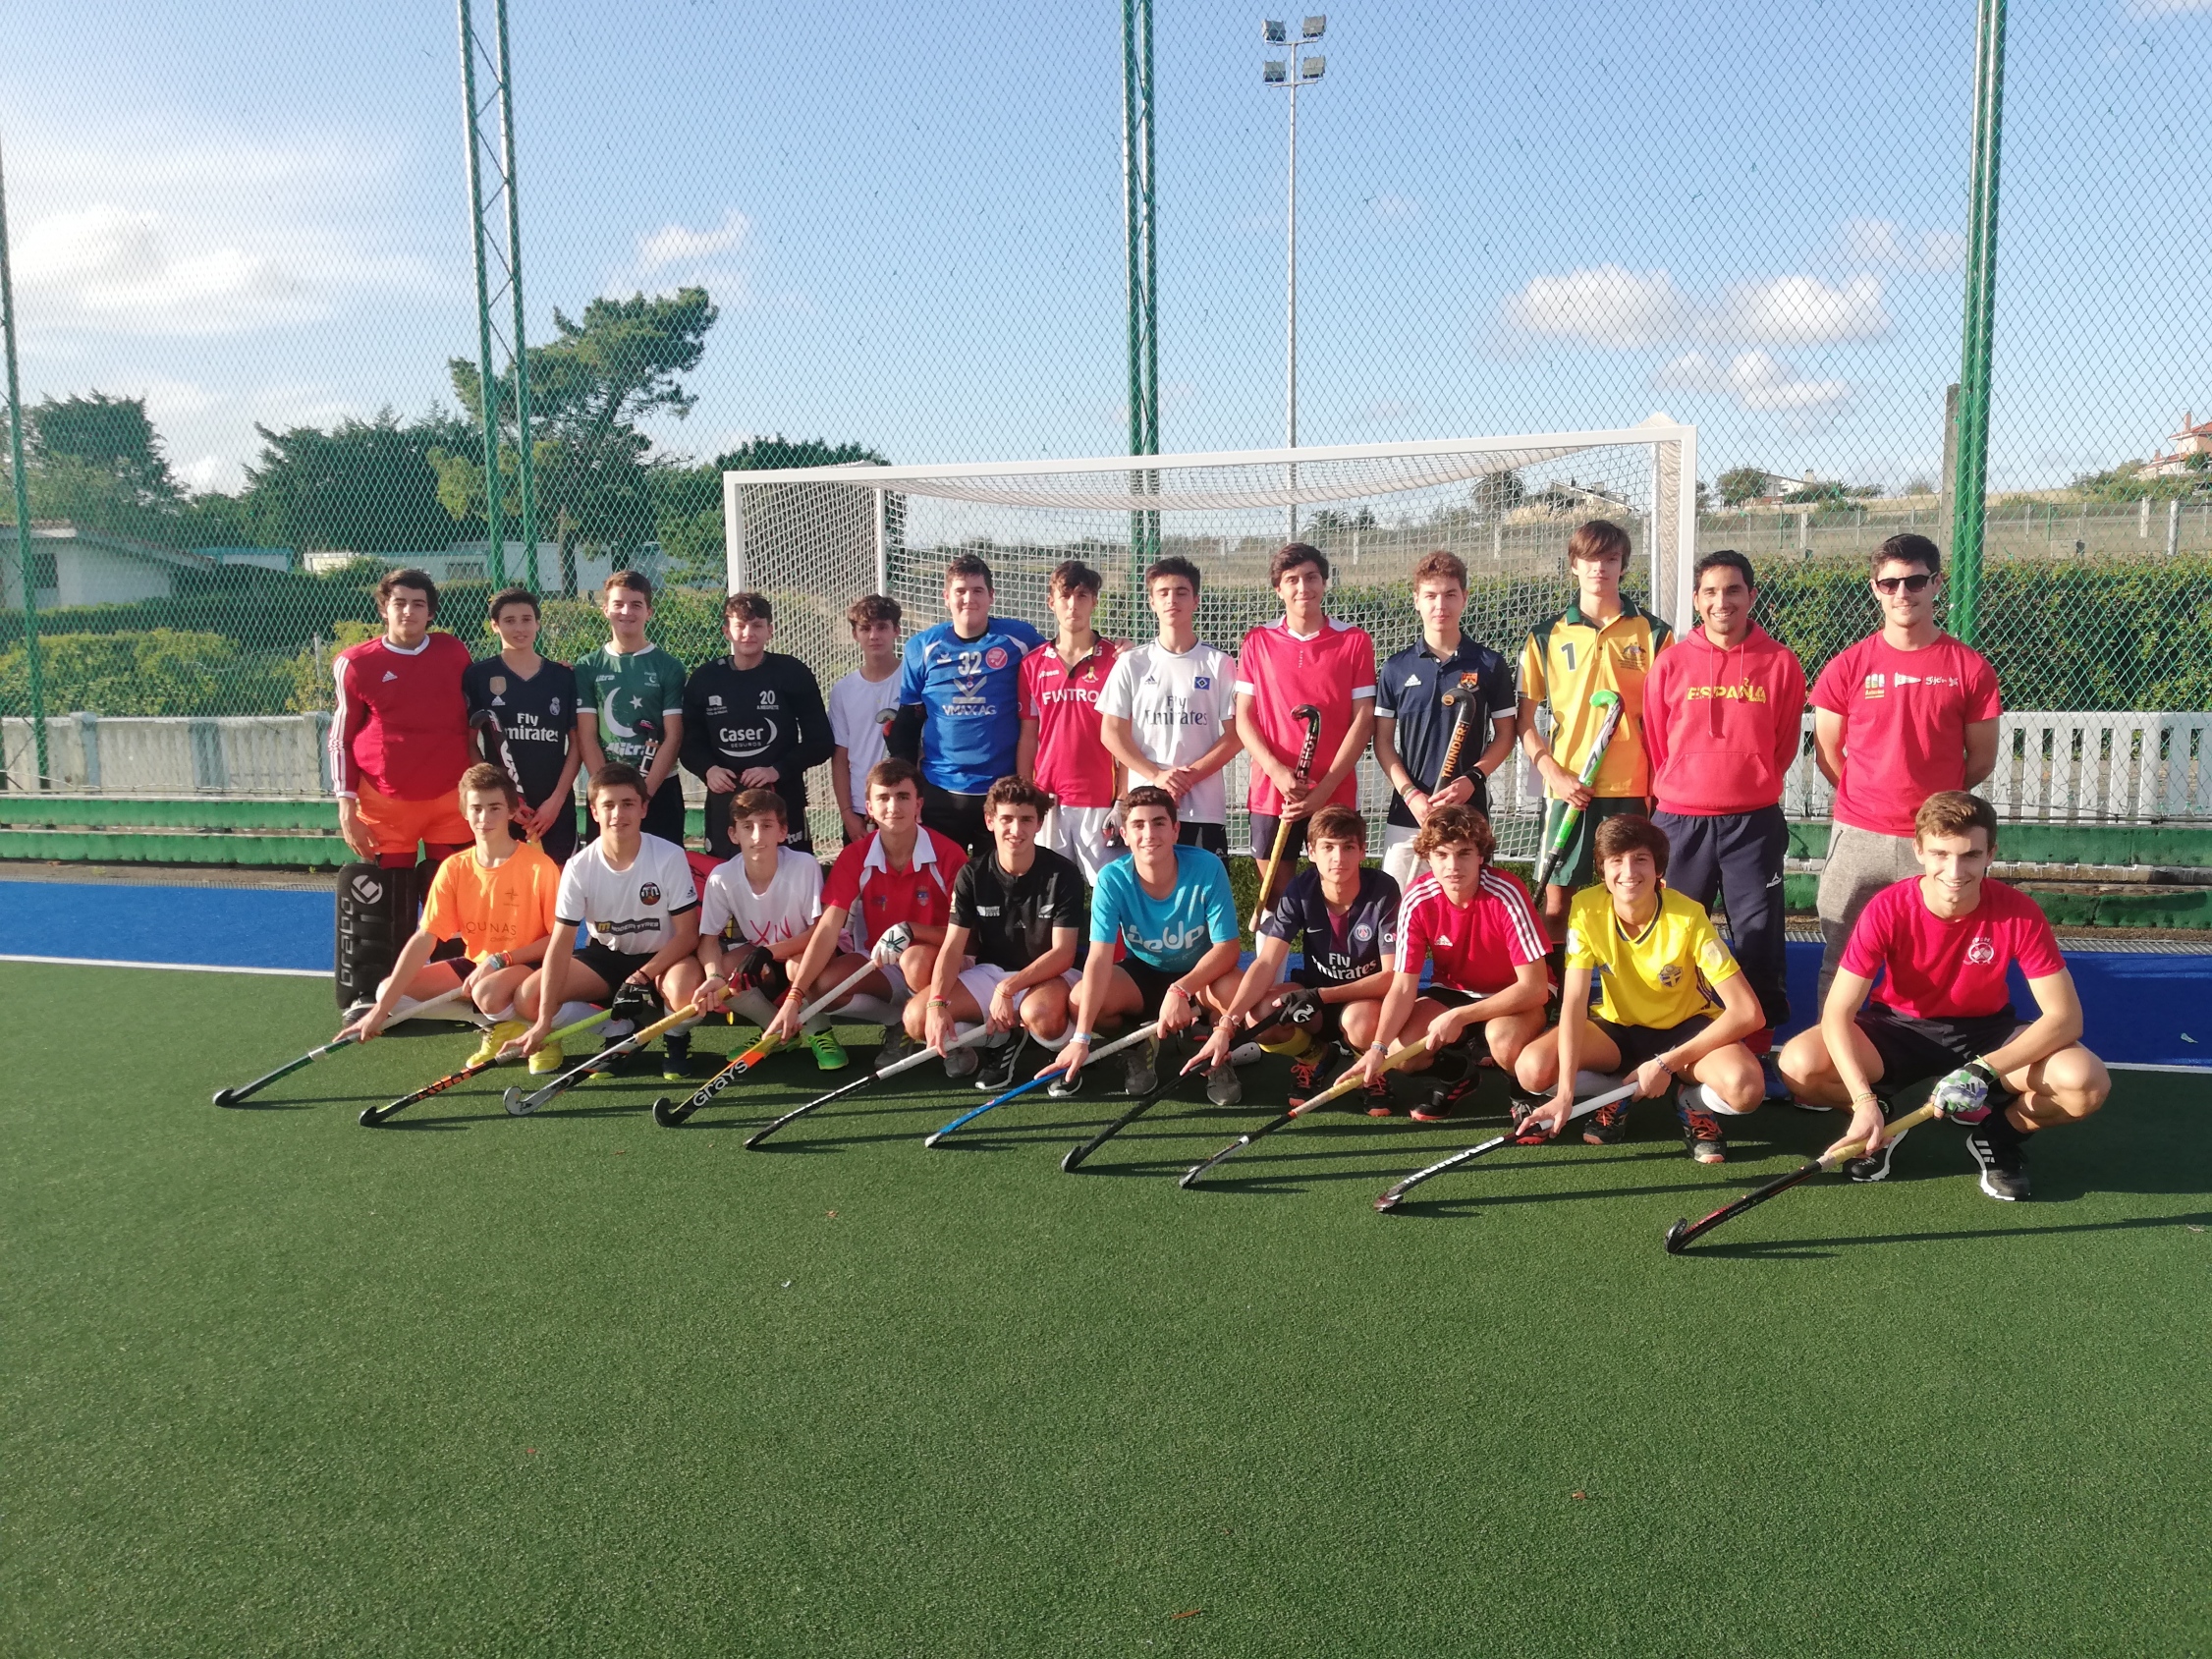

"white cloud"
[178,453,246,494]
[1652,350,1852,415]
[636,209,750,275]
[1500,264,1887,350]
[1837,216,1966,273]
[1365,194,1419,221]
[613,209,753,302]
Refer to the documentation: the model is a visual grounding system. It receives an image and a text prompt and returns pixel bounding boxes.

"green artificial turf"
[5,961,2209,1657]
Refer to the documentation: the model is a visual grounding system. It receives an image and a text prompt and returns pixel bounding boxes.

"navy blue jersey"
[898,616,1045,795]
[463,656,578,807]
[1375,636,1516,829]
[1258,865,1401,986]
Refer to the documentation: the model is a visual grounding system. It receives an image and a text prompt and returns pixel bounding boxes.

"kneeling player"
[1778,791,2110,1200]
[1191,804,1398,1108]
[337,763,562,1064]
[1347,804,1549,1122]
[765,758,963,1059]
[691,789,845,1070]
[914,776,1085,1088]
[508,764,704,1078]
[1516,814,1764,1163]
[1044,786,1244,1100]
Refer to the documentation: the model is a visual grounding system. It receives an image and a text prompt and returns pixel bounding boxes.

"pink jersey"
[1810,634,2001,837]
[1392,866,1547,995]
[329,633,473,801]
[1841,877,2065,1022]
[1020,636,1121,808]
[1235,617,1377,815]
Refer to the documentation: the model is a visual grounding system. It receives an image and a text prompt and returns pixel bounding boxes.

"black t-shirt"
[462,656,578,806]
[1258,864,1401,986]
[951,845,1088,971]
[682,653,834,855]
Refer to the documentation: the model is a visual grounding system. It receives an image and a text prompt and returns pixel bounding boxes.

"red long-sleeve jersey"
[329,633,473,801]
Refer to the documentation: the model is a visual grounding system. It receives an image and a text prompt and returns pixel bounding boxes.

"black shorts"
[533,799,580,865]
[1122,958,1186,1019]
[1248,812,1308,865]
[1591,1013,1713,1071]
[1178,820,1229,856]
[571,939,659,997]
[921,782,989,855]
[1856,1004,2020,1090]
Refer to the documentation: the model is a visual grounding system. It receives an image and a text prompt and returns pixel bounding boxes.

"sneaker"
[1122,1036,1159,1097]
[973,1034,1029,1091]
[875,1029,921,1069]
[1205,1063,1243,1106]
[660,1037,697,1081]
[1361,1074,1396,1117]
[469,1019,527,1068]
[1410,1073,1478,1124]
[1843,1136,1897,1183]
[1677,1085,1727,1165]
[942,1041,980,1079]
[1582,1092,1632,1145]
[803,1027,850,1073]
[526,1041,564,1076]
[1508,1092,1547,1138]
[1965,1113,2031,1200]
[341,998,375,1025]
[1289,1040,1343,1096]
[1046,1065,1085,1100]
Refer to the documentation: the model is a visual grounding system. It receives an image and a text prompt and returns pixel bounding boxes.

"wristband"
[1369,1041,1389,1054]
[482,952,507,971]
[1070,1031,1093,1045]
[1965,1059,1999,1086]
[928,996,953,1008]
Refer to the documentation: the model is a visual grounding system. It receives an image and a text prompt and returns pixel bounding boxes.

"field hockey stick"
[1529,690,1624,892]
[501,1000,698,1117]
[1372,1081,1636,1212]
[922,1020,1164,1148]
[213,985,473,1107]
[1178,1039,1427,1189]
[1249,703,1322,931]
[1433,677,1482,791]
[360,1006,613,1128]
[745,1023,993,1148]
[650,924,914,1128]
[1057,1034,1265,1172]
[1663,1099,1941,1253]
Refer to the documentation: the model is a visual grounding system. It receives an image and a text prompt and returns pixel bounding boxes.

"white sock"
[1574,1070,1625,1098]
[553,1001,599,1031]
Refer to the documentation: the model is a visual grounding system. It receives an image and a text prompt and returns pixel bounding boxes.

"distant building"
[299,541,664,591]
[0,520,218,610]
[2140,412,2212,477]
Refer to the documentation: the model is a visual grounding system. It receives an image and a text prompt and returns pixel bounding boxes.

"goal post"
[723,418,1695,856]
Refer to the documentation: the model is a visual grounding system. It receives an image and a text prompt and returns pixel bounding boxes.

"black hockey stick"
[1178,1039,1425,1189]
[1372,1081,1634,1211]
[214,985,470,1106]
[744,1023,992,1148]
[923,1021,1163,1147]
[1663,1099,1940,1252]
[361,1007,611,1127]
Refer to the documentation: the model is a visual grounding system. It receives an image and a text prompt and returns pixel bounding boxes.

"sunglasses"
[1873,573,1937,594]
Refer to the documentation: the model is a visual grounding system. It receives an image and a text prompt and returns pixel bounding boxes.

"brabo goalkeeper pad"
[334,861,422,1011]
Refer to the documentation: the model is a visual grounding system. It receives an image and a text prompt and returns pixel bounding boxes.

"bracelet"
[483,952,507,971]
[928,996,953,1008]
[1369,1041,1389,1054]
[1849,1090,1880,1108]
[1167,983,1191,1000]
[1070,1031,1093,1045]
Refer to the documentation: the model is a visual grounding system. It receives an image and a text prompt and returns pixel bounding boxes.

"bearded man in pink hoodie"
[1643,550,1807,1087]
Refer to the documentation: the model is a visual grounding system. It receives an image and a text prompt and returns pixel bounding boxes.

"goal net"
[725,419,1696,857]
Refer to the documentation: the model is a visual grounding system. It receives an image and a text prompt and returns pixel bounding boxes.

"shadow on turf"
[1689,1208,2212,1259]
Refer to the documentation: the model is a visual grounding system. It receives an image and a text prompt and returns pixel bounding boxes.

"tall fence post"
[1949,0,2008,647]
[0,134,46,791]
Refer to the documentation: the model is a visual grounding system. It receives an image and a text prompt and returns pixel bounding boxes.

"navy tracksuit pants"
[1652,803,1791,1031]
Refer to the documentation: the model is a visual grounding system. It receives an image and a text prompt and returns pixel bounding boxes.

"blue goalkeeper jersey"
[898,616,1045,795]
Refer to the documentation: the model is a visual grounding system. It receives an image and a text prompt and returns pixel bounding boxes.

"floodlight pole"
[1265,20,1324,540]
[0,135,46,791]
[1124,0,1160,621]
[1949,0,2007,646]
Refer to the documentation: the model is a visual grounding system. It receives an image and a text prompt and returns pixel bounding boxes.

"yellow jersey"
[1564,885,1740,1030]
[1520,598,1672,799]
[420,840,563,960]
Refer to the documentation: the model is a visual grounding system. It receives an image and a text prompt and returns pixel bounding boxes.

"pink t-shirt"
[1840,877,2065,1022]
[1019,636,1120,808]
[1810,633,2001,837]
[1235,617,1378,815]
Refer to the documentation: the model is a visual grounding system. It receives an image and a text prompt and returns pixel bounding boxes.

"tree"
[448,286,720,592]
[244,409,481,553]
[1471,469,1525,518]
[1716,466,1773,508]
[27,393,181,507]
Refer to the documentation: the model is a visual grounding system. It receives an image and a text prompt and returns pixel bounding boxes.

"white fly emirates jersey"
[699,846,823,947]
[1095,641,1239,825]
[554,832,699,955]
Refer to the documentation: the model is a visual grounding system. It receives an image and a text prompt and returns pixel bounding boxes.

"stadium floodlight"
[1301,15,1326,38]
[1262,59,1288,83]
[1262,19,1287,41]
[1300,55,1325,80]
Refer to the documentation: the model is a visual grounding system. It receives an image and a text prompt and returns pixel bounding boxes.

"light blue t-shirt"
[1089,845,1241,974]
[897,616,1046,795]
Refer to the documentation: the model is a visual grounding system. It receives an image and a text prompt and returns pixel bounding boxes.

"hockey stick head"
[1291,703,1322,772]
[1663,1217,1691,1253]
[1589,689,1621,711]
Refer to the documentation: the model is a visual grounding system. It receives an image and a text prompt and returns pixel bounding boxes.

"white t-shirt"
[554,832,699,955]
[828,667,902,813]
[700,845,823,946]
[1095,641,1240,825]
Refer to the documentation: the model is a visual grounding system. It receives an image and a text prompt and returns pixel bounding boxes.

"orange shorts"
[355,780,470,858]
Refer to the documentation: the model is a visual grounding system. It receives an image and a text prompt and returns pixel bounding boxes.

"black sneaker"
[1508,1092,1547,1138]
[1676,1086,1726,1165]
[973,1033,1030,1091]
[1582,1093,1631,1145]
[1288,1039,1343,1096]
[1965,1113,2031,1200]
[1410,1072,1478,1124]
[659,1036,698,1081]
[1843,1135,1898,1183]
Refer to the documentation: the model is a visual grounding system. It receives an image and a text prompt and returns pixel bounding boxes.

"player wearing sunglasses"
[1809,534,2001,1004]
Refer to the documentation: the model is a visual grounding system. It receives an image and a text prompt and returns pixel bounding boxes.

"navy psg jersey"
[1259,864,1402,986]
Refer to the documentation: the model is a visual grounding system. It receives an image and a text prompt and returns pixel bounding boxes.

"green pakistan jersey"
[573,642,688,769]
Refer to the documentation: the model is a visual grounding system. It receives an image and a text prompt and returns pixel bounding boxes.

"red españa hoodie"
[1642,624,1807,816]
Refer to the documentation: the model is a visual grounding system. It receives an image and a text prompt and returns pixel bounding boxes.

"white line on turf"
[0,954,329,978]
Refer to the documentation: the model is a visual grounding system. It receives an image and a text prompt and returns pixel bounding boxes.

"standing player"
[1372,550,1518,893]
[683,591,833,860]
[1778,792,2109,1201]
[827,595,904,846]
[1642,550,1806,1063]
[330,568,473,868]
[1189,804,1398,1108]
[464,586,582,865]
[1810,533,2001,1002]
[508,764,704,1078]
[1236,543,1378,915]
[1518,520,1673,942]
[1515,815,1765,1164]
[765,758,964,1058]
[1347,805,1549,1121]
[692,789,845,1070]
[574,571,689,848]
[885,553,1044,853]
[1018,559,1122,881]
[336,763,563,1065]
[1044,786,1245,1102]
[1097,556,1243,856]
[914,777,1085,1089]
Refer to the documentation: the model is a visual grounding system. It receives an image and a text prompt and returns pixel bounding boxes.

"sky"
[3,0,2208,498]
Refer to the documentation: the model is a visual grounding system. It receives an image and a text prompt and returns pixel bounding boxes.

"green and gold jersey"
[1520,598,1672,799]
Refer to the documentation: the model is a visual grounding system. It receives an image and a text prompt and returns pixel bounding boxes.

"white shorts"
[1381,822,1423,891]
[1041,803,1121,884]
[958,961,1080,1013]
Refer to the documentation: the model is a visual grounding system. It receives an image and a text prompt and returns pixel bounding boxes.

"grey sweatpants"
[1815,822,1922,1007]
